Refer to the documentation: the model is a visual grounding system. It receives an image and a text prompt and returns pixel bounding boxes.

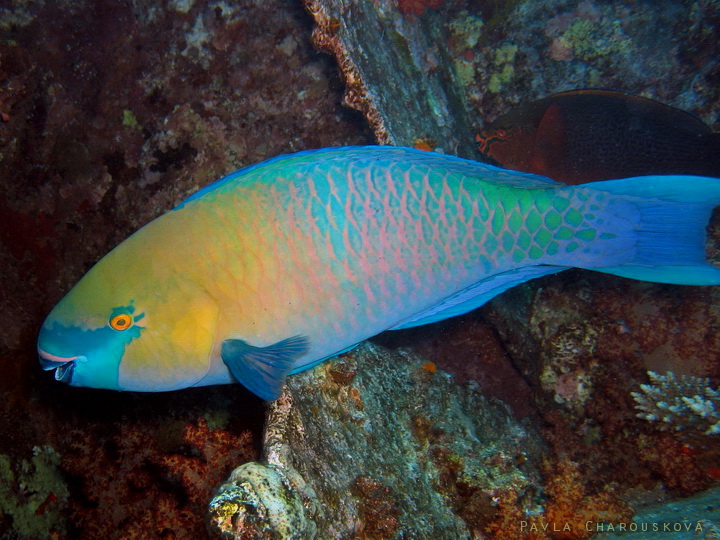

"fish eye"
[109,313,133,331]
[496,128,508,138]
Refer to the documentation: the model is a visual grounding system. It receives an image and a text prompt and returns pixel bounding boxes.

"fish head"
[37,228,219,392]
[476,97,567,178]
[476,121,536,170]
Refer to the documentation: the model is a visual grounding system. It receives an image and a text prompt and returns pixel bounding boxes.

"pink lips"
[37,347,80,366]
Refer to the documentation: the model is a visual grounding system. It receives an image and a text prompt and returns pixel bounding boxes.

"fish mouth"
[38,348,82,383]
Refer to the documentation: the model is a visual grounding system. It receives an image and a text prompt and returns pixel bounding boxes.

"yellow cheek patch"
[170,300,219,357]
[118,286,219,391]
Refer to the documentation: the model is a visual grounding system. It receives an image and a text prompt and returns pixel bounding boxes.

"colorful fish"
[37,146,720,400]
[475,89,720,184]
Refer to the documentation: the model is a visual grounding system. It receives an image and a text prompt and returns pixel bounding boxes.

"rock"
[209,462,315,539]
[598,485,720,539]
[209,343,545,538]
[304,0,477,156]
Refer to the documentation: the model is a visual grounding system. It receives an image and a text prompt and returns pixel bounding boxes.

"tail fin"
[586,174,720,285]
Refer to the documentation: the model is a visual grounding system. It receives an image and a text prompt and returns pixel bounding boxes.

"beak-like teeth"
[54,361,75,383]
[38,347,80,383]
[37,348,79,371]
[38,348,78,382]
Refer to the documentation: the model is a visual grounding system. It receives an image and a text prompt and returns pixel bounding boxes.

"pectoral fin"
[221,335,310,400]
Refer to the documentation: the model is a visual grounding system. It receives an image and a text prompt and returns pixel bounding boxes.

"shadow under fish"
[476,89,720,184]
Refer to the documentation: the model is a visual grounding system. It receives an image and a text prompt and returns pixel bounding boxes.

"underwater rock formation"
[209,343,545,538]
[304,0,477,156]
[2,0,718,536]
[482,272,720,498]
[207,1,720,537]
[0,0,369,536]
[305,0,720,156]
[600,484,720,539]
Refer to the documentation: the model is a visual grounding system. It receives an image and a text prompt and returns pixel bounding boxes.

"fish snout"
[37,347,83,383]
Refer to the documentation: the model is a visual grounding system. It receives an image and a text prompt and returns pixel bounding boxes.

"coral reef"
[0,0,369,537]
[304,0,477,155]
[484,489,545,540]
[540,458,633,540]
[210,343,546,537]
[486,448,634,539]
[482,272,720,526]
[443,0,720,139]
[632,371,720,436]
[61,416,255,538]
[1,0,719,537]
[0,446,69,538]
[397,0,446,17]
[635,433,713,496]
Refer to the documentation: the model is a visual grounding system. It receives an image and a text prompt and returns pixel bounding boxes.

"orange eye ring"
[109,313,133,331]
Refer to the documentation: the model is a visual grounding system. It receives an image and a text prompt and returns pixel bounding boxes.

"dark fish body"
[476,89,720,184]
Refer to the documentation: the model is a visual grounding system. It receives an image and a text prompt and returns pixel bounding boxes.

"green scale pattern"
[471,184,627,271]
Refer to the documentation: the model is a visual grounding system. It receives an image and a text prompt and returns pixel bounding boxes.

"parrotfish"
[475,89,720,184]
[38,146,720,400]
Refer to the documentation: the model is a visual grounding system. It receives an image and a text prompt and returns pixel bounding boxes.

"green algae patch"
[0,446,69,537]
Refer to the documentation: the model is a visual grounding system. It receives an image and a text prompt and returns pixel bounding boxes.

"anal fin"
[391,266,568,330]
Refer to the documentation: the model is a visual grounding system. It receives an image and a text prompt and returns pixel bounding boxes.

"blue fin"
[585,174,720,285]
[391,265,568,330]
[221,335,310,400]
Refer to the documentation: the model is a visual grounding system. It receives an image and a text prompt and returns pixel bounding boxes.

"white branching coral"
[631,371,720,436]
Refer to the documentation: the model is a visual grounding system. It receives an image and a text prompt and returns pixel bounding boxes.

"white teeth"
[54,362,74,382]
